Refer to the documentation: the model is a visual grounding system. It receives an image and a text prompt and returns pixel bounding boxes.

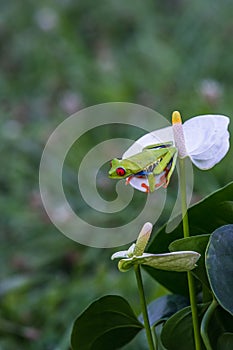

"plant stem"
[134,265,156,350]
[201,298,218,350]
[179,158,202,350]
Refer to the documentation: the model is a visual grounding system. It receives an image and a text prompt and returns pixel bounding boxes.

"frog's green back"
[126,148,169,169]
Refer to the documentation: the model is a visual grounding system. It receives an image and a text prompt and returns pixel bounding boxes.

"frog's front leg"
[147,173,155,193]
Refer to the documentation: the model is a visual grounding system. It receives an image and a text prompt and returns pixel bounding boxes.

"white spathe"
[183,115,230,169]
[123,114,230,192]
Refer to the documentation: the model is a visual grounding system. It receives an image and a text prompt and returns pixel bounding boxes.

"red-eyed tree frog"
[109,142,177,193]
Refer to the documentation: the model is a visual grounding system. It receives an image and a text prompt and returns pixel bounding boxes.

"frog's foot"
[141,183,150,193]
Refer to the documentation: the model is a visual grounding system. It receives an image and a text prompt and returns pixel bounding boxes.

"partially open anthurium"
[109,112,230,193]
[111,222,200,272]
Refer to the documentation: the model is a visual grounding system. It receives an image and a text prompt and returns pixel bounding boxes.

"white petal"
[190,136,230,169]
[190,131,227,160]
[111,243,136,259]
[183,115,230,162]
[111,250,129,260]
[123,126,173,158]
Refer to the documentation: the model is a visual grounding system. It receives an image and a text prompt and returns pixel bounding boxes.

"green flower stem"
[201,298,218,350]
[134,265,156,350]
[179,158,202,350]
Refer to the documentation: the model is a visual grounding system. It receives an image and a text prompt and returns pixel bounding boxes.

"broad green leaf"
[146,182,233,295]
[201,303,233,350]
[71,295,143,350]
[118,251,200,272]
[138,294,189,327]
[217,333,233,350]
[206,225,233,315]
[169,235,210,288]
[161,304,208,350]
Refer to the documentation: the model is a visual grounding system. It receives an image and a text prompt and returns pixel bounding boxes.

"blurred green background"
[0,1,233,349]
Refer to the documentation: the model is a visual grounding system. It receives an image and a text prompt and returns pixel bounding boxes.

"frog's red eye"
[116,167,126,176]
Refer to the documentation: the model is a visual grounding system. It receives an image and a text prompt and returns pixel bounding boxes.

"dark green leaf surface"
[71,295,143,350]
[161,304,208,350]
[138,294,189,327]
[146,182,233,295]
[169,235,210,288]
[202,304,233,350]
[217,333,233,350]
[206,225,233,315]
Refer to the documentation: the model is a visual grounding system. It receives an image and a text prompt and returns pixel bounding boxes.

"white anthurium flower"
[122,111,230,193]
[111,222,200,272]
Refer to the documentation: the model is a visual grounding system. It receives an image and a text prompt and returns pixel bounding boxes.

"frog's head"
[108,158,133,179]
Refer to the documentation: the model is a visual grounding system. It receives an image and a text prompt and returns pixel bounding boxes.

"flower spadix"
[109,111,230,193]
[111,222,200,272]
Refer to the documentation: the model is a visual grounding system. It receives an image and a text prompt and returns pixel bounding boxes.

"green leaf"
[202,303,233,350]
[146,181,233,295]
[160,304,208,350]
[206,224,233,315]
[138,294,189,327]
[71,295,143,350]
[169,235,210,288]
[217,333,233,350]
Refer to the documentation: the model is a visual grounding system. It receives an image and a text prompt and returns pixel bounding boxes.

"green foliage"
[169,235,211,288]
[71,295,143,350]
[201,302,233,350]
[145,182,233,295]
[71,184,233,350]
[206,225,233,315]
[138,294,189,327]
[217,334,233,350]
[161,304,208,350]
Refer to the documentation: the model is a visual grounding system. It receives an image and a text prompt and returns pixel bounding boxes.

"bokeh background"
[1,1,233,349]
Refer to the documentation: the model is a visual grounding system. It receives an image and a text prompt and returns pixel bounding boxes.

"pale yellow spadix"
[172,110,182,125]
